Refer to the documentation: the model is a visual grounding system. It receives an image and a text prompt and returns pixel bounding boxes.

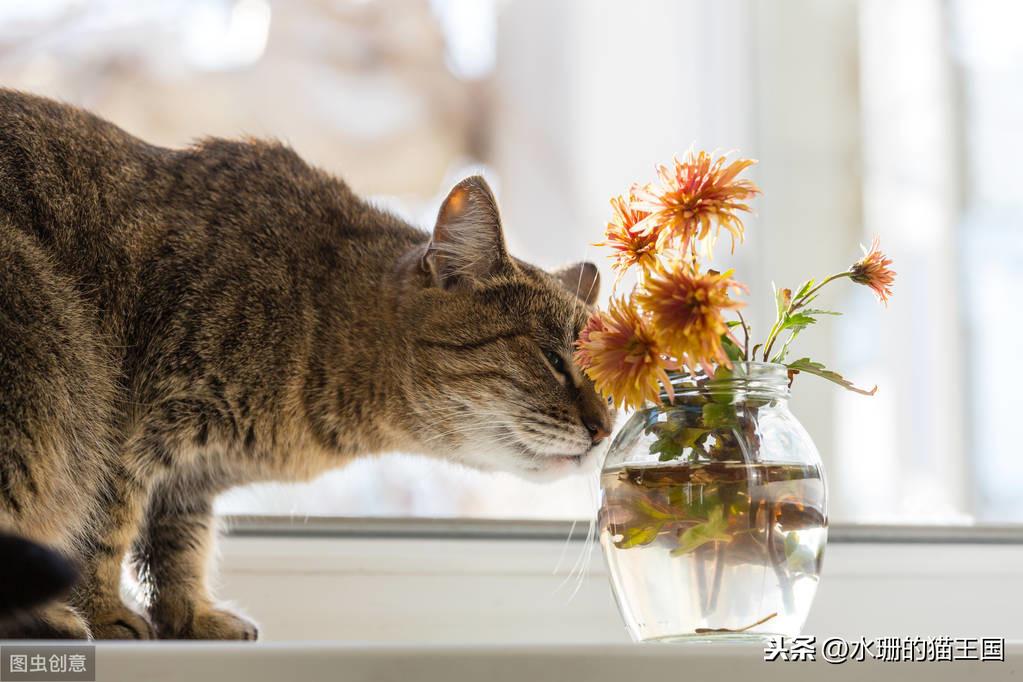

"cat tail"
[0,533,78,618]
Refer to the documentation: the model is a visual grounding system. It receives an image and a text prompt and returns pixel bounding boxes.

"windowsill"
[221,514,1023,544]
[197,516,1023,647]
[13,517,1023,681]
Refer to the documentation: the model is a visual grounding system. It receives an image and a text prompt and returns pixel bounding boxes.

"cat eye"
[543,349,567,376]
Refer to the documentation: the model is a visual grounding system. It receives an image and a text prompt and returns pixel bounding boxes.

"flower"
[574,298,675,410]
[635,259,746,373]
[850,237,896,305]
[596,193,658,275]
[632,150,760,257]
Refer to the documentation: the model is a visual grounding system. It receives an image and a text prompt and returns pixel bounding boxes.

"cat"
[0,89,613,640]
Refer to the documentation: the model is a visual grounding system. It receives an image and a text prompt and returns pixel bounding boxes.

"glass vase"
[598,362,827,642]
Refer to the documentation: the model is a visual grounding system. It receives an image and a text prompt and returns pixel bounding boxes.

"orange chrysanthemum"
[596,193,658,275]
[635,259,746,373]
[632,150,760,257]
[850,237,896,305]
[574,298,675,410]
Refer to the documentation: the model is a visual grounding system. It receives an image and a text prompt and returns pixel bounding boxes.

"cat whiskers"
[425,402,589,459]
[554,463,600,601]
[569,242,596,325]
[497,400,591,449]
[419,417,524,447]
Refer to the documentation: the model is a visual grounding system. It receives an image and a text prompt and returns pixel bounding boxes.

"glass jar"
[598,362,827,642]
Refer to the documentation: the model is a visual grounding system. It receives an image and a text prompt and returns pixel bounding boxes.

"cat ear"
[424,176,510,288]
[552,262,600,306]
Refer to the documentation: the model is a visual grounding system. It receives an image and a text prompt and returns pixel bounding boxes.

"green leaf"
[702,402,735,428]
[768,315,814,364]
[793,278,815,302]
[784,532,817,574]
[633,497,674,521]
[707,365,740,404]
[652,439,683,461]
[616,523,664,549]
[786,545,817,574]
[670,506,733,556]
[783,531,801,558]
[651,426,709,462]
[786,357,878,396]
[779,310,830,334]
[721,334,745,362]
[783,313,817,329]
[677,427,708,448]
[768,308,841,363]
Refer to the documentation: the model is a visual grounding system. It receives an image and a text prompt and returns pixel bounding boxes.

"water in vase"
[599,461,826,642]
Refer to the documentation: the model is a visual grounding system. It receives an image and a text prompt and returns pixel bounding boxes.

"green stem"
[794,271,853,308]
[760,271,853,362]
[760,321,785,365]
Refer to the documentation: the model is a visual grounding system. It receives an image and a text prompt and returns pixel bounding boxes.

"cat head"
[401,176,614,481]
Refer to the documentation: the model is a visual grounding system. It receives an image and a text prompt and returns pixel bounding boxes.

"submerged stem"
[708,541,726,612]
[694,611,778,634]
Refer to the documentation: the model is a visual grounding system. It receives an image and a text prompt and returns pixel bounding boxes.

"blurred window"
[2,0,1019,524]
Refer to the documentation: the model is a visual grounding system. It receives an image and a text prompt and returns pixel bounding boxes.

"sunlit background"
[3,0,1020,524]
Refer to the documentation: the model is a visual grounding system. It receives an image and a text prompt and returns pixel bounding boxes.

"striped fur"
[0,89,611,639]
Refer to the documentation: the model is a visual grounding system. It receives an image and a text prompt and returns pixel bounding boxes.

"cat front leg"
[70,401,208,640]
[134,471,258,640]
[70,462,156,640]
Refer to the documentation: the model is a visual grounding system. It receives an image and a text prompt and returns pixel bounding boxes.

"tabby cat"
[0,89,612,640]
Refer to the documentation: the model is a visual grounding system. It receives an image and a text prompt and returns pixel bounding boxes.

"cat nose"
[584,419,610,445]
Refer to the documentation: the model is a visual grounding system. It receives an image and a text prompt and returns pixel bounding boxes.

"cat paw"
[42,604,93,640]
[89,607,155,640]
[156,606,259,640]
